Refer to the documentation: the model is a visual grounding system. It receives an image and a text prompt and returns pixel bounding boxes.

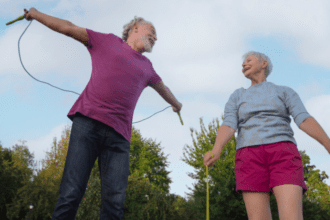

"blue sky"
[1,0,330,200]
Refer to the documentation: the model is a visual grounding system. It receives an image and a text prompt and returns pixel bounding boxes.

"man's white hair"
[242,51,273,78]
[122,16,153,41]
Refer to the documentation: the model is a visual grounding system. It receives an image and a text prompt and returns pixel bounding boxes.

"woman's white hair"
[242,51,273,78]
[122,16,153,42]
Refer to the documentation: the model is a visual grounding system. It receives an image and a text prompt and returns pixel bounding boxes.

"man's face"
[139,23,157,53]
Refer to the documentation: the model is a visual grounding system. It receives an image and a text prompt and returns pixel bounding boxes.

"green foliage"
[129,127,172,194]
[75,126,179,220]
[0,141,36,220]
[4,127,70,220]
[1,115,330,220]
[123,173,169,220]
[75,174,101,220]
[6,174,60,220]
[300,150,330,219]
[76,162,182,220]
[181,116,247,219]
[0,145,15,220]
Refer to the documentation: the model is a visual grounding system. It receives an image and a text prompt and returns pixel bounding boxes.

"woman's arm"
[299,117,330,154]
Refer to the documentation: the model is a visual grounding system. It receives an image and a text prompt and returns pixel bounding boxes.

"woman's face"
[242,54,265,77]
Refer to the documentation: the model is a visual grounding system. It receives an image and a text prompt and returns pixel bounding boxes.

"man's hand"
[24,8,38,21]
[172,102,182,113]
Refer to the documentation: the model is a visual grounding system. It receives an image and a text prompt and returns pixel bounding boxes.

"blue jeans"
[51,113,130,220]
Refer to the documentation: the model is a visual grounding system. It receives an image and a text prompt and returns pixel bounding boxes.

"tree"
[0,144,15,220]
[3,114,330,219]
[300,150,330,218]
[76,126,176,219]
[5,126,71,220]
[0,140,36,220]
[4,123,177,219]
[128,126,172,194]
[181,115,247,219]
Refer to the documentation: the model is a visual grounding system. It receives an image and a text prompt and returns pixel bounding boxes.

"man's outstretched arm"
[25,8,89,46]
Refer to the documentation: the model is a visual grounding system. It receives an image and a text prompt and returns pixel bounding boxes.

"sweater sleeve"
[221,90,239,131]
[283,86,312,127]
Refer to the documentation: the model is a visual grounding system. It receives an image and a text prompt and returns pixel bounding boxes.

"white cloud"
[0,21,92,95]
[236,0,330,68]
[3,0,330,94]
[0,0,40,18]
[165,55,247,94]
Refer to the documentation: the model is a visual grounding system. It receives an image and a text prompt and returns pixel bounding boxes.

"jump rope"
[7,15,214,219]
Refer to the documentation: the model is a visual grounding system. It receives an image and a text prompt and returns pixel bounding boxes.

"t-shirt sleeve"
[221,90,239,131]
[283,86,311,127]
[147,61,162,87]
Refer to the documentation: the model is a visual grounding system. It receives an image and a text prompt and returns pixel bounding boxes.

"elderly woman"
[24,7,330,220]
[167,51,330,219]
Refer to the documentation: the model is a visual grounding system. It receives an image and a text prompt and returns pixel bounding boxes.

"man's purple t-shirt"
[67,29,162,143]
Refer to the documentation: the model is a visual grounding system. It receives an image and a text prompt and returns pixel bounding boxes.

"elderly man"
[24,8,330,220]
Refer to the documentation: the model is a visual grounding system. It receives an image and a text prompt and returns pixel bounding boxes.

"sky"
[1,0,330,200]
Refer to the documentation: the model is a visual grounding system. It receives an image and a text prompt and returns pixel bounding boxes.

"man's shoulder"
[88,29,120,40]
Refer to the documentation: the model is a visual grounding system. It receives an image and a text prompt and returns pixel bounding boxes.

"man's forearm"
[34,10,73,35]
[160,86,181,108]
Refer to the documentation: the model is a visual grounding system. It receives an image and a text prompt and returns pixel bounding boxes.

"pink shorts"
[235,141,307,196]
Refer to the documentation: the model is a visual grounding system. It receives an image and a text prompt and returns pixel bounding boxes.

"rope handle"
[207,151,213,159]
[6,15,26,26]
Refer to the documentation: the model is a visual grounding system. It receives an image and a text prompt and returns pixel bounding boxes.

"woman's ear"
[263,60,268,68]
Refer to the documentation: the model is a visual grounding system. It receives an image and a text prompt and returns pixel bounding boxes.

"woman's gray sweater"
[222,81,311,150]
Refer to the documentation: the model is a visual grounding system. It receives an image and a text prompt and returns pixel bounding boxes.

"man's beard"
[141,35,153,53]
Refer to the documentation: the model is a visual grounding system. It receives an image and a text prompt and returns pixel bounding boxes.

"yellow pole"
[207,165,209,220]
[6,15,26,26]
[177,111,212,219]
[206,151,213,219]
